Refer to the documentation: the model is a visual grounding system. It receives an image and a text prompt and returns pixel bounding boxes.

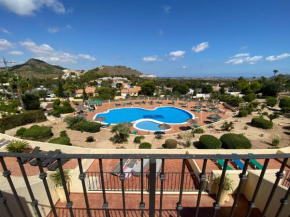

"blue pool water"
[94,107,193,124]
[135,121,165,131]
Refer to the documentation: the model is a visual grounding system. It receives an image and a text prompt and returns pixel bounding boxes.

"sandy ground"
[6,102,290,150]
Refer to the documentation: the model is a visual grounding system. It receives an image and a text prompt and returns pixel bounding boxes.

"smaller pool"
[134,120,171,132]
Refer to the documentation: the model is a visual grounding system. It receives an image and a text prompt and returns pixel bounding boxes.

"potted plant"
[212,174,233,205]
[49,169,71,203]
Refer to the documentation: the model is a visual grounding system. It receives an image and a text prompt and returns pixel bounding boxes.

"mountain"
[98,65,143,76]
[0,58,64,78]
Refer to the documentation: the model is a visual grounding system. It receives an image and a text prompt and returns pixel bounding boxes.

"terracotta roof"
[121,86,141,93]
[75,87,96,94]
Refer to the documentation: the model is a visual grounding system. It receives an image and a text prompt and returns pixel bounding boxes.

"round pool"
[94,106,194,125]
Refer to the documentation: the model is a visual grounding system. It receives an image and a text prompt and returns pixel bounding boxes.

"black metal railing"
[86,171,211,192]
[281,170,290,188]
[0,152,289,217]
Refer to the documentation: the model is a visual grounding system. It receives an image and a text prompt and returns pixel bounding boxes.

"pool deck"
[85,100,231,135]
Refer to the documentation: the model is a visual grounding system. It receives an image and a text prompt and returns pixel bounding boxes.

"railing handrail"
[0,152,289,159]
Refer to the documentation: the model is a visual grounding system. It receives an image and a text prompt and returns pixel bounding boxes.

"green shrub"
[184,139,191,147]
[238,110,248,117]
[22,93,40,110]
[251,118,273,129]
[5,140,30,153]
[22,125,52,141]
[64,115,86,129]
[139,142,152,149]
[155,134,163,139]
[52,99,74,116]
[60,130,68,137]
[0,110,47,132]
[199,135,221,149]
[194,128,205,134]
[244,93,256,102]
[0,100,18,113]
[266,97,278,107]
[279,97,290,110]
[163,139,177,149]
[249,101,260,108]
[86,136,95,142]
[244,107,254,114]
[268,113,279,122]
[73,122,101,133]
[49,136,71,145]
[15,127,27,136]
[221,121,234,131]
[220,133,252,149]
[134,136,145,143]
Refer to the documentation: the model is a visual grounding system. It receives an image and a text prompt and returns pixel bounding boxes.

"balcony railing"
[0,152,289,217]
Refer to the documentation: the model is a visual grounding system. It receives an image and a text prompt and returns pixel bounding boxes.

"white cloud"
[234,53,249,58]
[9,51,23,55]
[225,53,262,65]
[266,53,290,61]
[20,39,96,64]
[163,5,171,14]
[192,42,209,53]
[142,55,162,62]
[0,39,14,50]
[0,27,11,35]
[182,66,188,69]
[169,50,185,61]
[0,0,66,16]
[240,46,247,50]
[47,25,72,34]
[47,27,59,34]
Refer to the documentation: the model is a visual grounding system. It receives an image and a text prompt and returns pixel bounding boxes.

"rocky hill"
[98,65,143,76]
[0,58,64,78]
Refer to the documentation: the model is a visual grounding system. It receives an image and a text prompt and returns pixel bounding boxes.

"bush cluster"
[139,142,152,149]
[73,122,101,133]
[244,93,256,102]
[251,118,273,129]
[199,135,221,149]
[22,125,52,141]
[194,128,205,134]
[133,136,145,144]
[0,110,47,132]
[238,110,248,117]
[243,107,254,114]
[279,97,290,112]
[163,139,177,149]
[49,136,71,145]
[15,127,27,136]
[266,97,278,107]
[220,133,252,149]
[64,116,86,129]
[52,99,74,117]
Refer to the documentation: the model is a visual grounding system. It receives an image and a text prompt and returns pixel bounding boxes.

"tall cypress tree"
[57,77,64,97]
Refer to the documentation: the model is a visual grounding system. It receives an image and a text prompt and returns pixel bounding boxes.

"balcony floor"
[49,193,261,217]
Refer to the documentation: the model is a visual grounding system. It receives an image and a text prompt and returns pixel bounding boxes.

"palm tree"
[110,123,130,143]
[9,73,25,111]
[273,69,279,77]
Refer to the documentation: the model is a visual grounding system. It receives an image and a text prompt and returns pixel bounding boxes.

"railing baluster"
[149,158,156,217]
[213,159,229,217]
[195,159,207,217]
[77,158,91,217]
[275,186,290,217]
[245,158,269,217]
[140,159,145,217]
[159,159,165,217]
[99,159,110,217]
[37,158,58,217]
[0,189,13,217]
[17,157,42,217]
[0,157,28,217]
[177,159,186,217]
[57,158,74,217]
[119,159,126,217]
[261,158,288,217]
[229,159,249,217]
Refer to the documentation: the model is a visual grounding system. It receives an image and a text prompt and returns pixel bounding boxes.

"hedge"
[22,125,52,141]
[49,136,71,145]
[238,110,248,117]
[220,133,252,149]
[163,139,177,149]
[139,142,152,149]
[199,135,222,149]
[15,127,27,136]
[0,110,47,132]
[73,122,101,133]
[251,118,273,129]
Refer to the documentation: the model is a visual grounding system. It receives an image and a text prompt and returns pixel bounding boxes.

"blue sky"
[0,0,290,77]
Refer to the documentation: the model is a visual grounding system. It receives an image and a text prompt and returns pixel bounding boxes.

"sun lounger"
[131,130,138,135]
[42,149,61,167]
[102,123,111,128]
[123,159,138,179]
[193,124,200,128]
[216,158,232,170]
[132,159,150,176]
[111,159,130,176]
[248,153,263,170]
[22,146,40,164]
[47,158,69,171]
[0,140,11,148]
[29,150,54,166]
[0,139,5,144]
[232,153,245,170]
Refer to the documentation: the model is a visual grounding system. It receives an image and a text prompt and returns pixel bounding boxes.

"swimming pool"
[134,120,171,132]
[94,107,194,127]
